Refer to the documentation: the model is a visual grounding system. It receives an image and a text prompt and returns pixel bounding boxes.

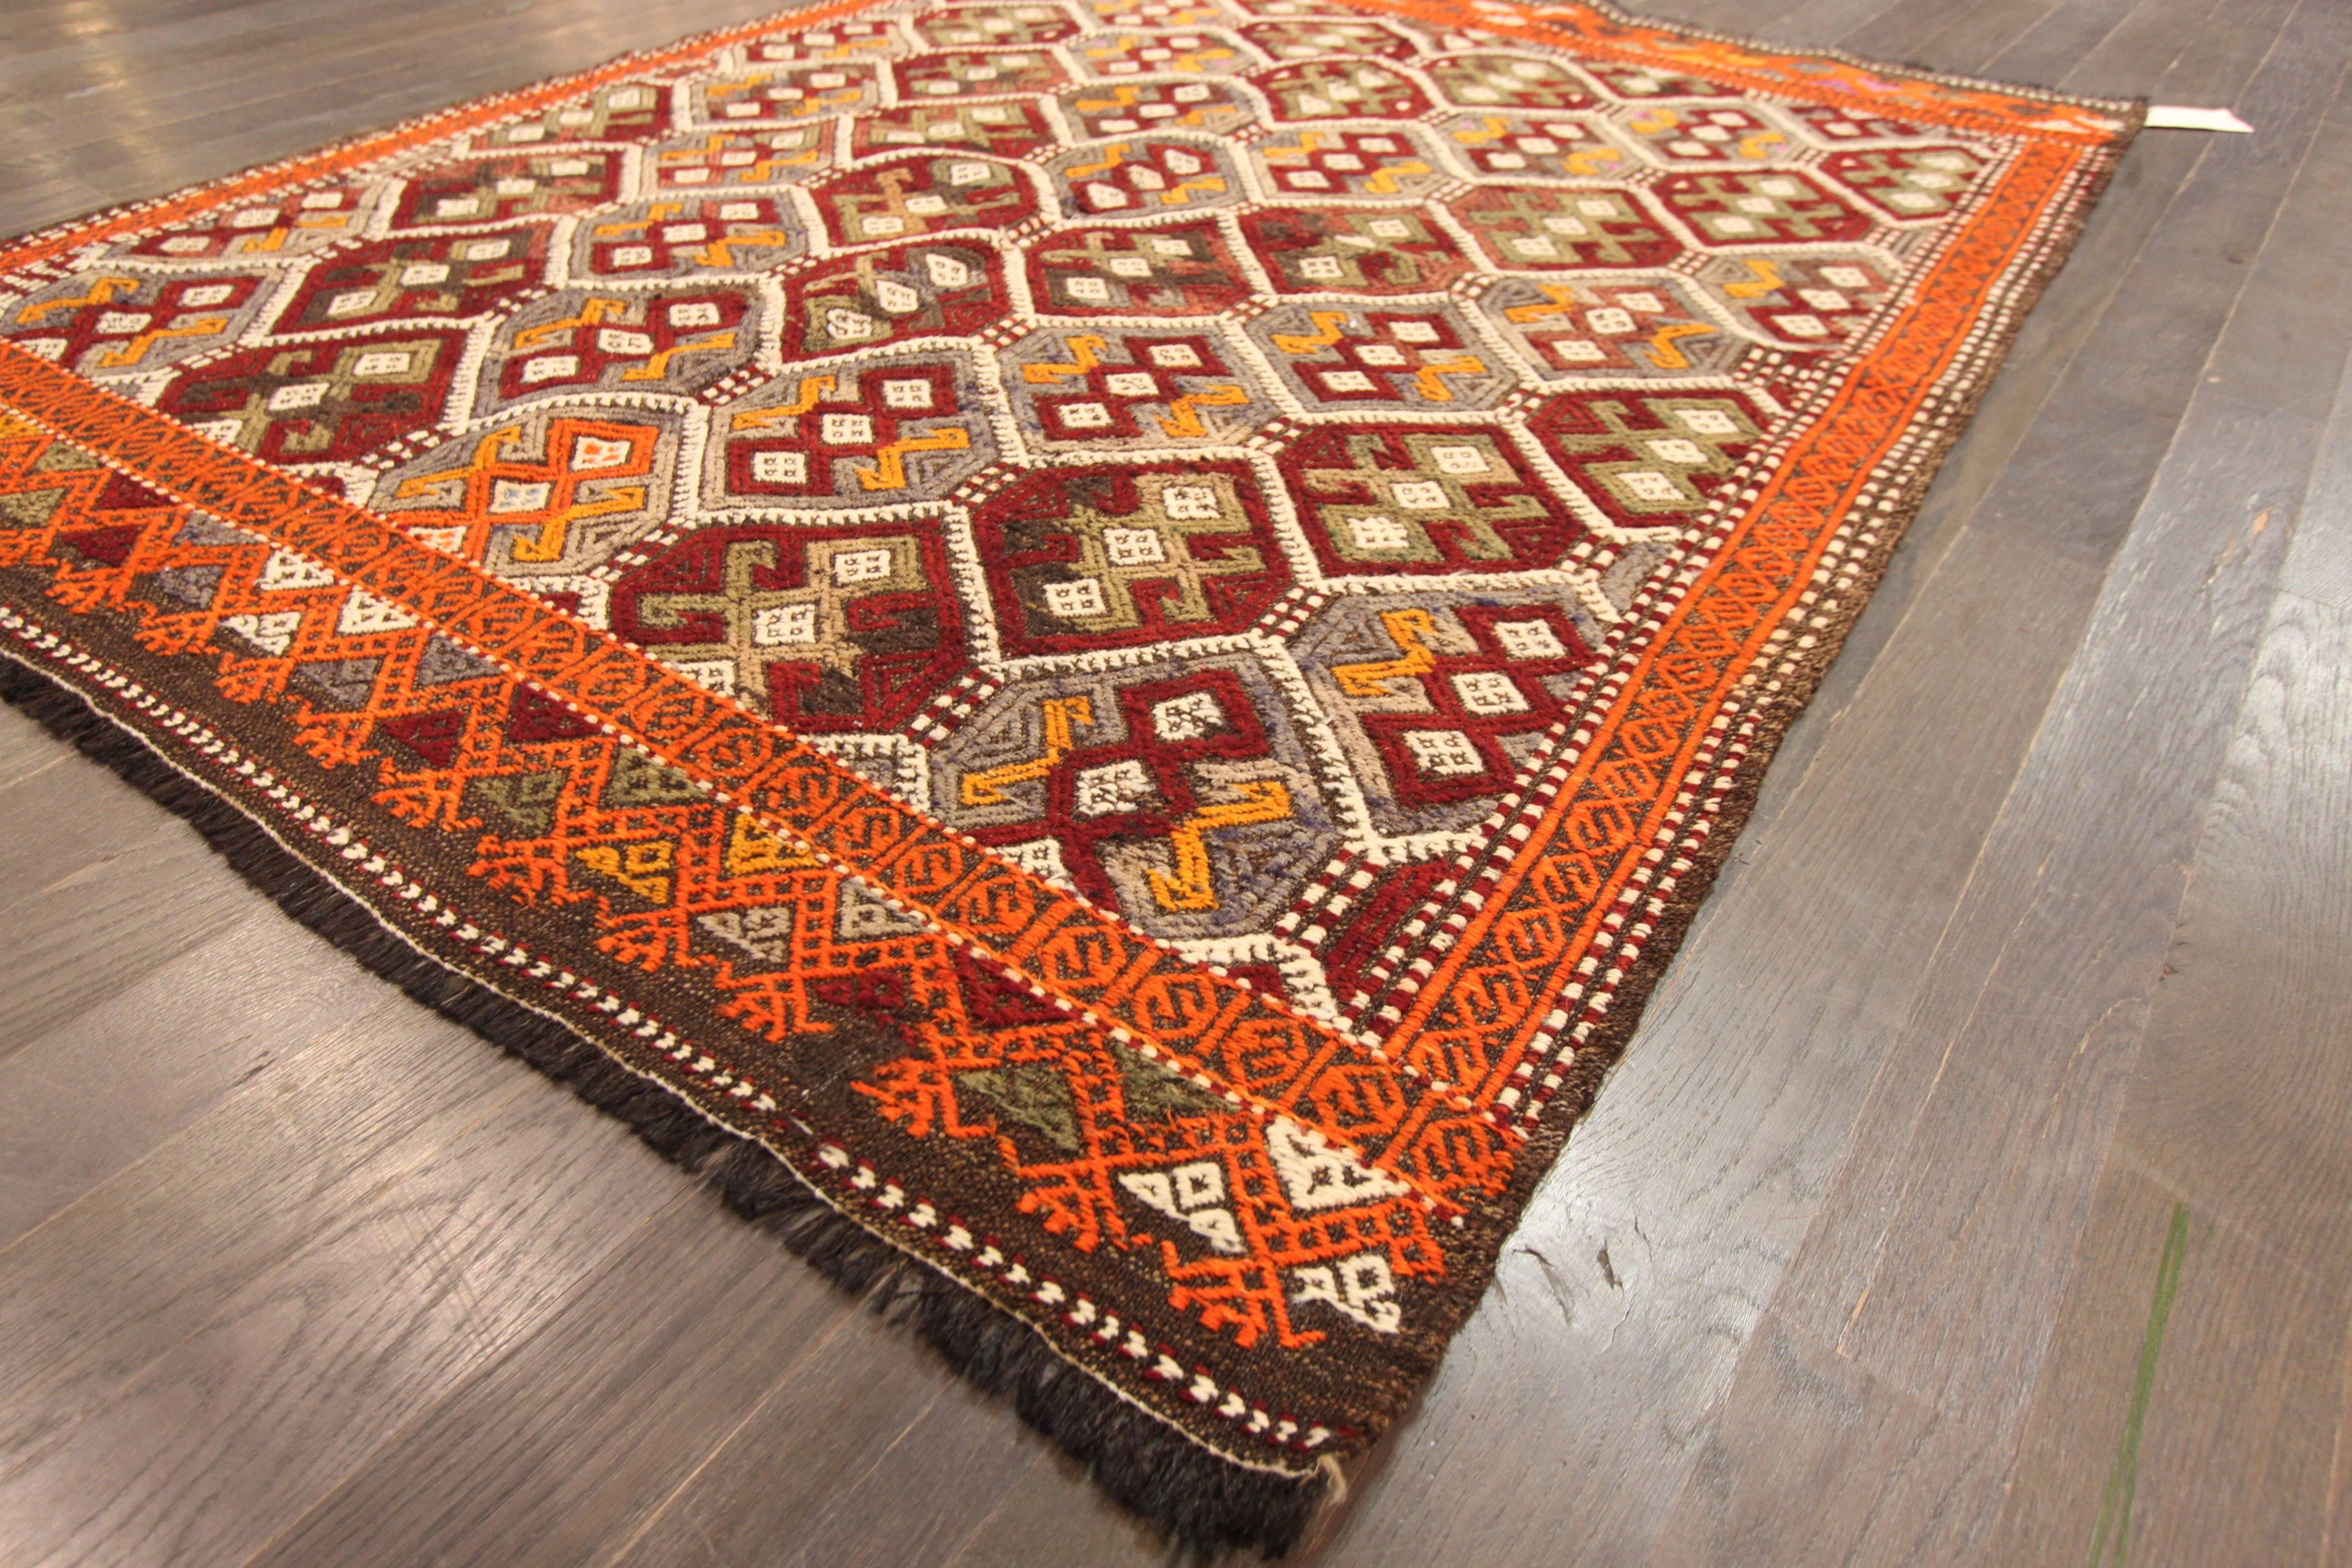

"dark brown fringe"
[0,650,1326,1558]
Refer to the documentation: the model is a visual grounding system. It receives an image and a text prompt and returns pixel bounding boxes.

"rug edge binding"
[1487,113,2148,1252]
[0,10,2147,1551]
[0,651,1332,1560]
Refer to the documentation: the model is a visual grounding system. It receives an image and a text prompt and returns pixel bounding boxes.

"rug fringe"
[0,651,1331,1559]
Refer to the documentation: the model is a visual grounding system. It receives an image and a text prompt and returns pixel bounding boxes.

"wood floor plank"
[0,1078,690,1568]
[596,1325,1049,1568]
[241,1195,858,1568]
[0,909,419,1248]
[0,701,71,794]
[2277,289,2352,621]
[1643,1311,1983,1568]
[1855,0,2064,72]
[2058,0,2217,98]
[1760,0,1911,51]
[1990,1170,2352,1568]
[0,0,256,51]
[0,759,276,1065]
[0,1005,537,1474]
[1985,0,2149,86]
[1987,352,2352,1556]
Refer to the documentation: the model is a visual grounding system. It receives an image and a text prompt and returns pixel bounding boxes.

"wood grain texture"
[1991,342,2352,1566]
[0,0,2346,1563]
[0,909,422,1248]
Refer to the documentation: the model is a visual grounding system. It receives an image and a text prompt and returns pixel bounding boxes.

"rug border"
[0,647,1338,1557]
[0,0,2143,1555]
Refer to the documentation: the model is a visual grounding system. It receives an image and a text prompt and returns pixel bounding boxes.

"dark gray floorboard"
[1659,15,2352,1564]
[0,703,70,793]
[0,760,267,1064]
[1985,287,2352,1567]
[241,1210,857,1568]
[0,0,2345,1564]
[0,910,423,1248]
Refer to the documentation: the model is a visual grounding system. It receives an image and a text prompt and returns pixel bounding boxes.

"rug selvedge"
[0,0,2133,1550]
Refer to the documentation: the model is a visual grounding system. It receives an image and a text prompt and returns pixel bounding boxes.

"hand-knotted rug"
[0,0,2134,1551]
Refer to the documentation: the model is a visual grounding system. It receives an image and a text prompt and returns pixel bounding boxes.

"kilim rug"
[0,0,2134,1552]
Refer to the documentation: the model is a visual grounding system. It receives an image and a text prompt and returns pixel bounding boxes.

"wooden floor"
[2,0,2348,1561]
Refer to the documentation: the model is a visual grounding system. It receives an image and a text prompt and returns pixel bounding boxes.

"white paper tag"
[2144,104,2255,133]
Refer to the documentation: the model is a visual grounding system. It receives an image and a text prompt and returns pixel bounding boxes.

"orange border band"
[0,0,2128,1216]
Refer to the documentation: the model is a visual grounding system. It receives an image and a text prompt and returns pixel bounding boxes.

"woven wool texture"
[0,0,2134,1550]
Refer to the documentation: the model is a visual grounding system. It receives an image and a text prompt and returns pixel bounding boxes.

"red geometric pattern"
[0,0,2136,1519]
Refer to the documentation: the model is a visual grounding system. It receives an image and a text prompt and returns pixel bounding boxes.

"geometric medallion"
[4,271,277,379]
[1477,274,1743,378]
[1524,387,1769,527]
[1446,184,1680,269]
[930,653,1338,938]
[474,288,761,412]
[1237,207,1473,294]
[784,241,1007,356]
[1276,425,1584,576]
[1289,591,1601,830]
[1022,221,1252,315]
[702,352,998,509]
[608,521,967,730]
[368,404,682,575]
[1688,250,1899,347]
[1246,302,1516,411]
[157,331,470,464]
[999,324,1275,449]
[969,461,1291,657]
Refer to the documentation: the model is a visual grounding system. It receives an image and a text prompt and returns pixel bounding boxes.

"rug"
[0,0,2134,1551]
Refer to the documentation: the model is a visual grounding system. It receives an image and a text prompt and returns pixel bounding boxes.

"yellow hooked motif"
[1409,356,1487,401]
[92,318,232,369]
[16,277,139,325]
[729,375,838,432]
[592,201,792,268]
[961,696,1094,806]
[1155,385,1249,439]
[1147,781,1294,912]
[1271,311,1353,355]
[1024,336,1110,383]
[854,426,970,491]
[1330,608,1439,698]
[1502,286,1580,325]
[513,296,629,352]
[1361,160,1431,195]
[1723,258,1785,298]
[659,133,822,182]
[1642,323,1716,370]
[621,329,738,383]
[1065,145,1129,181]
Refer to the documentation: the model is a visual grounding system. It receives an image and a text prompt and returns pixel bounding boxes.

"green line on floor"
[2086,1200,2190,1568]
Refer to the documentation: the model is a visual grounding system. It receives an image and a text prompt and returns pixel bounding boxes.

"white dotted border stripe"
[0,598,1348,1461]
[810,1141,1342,1452]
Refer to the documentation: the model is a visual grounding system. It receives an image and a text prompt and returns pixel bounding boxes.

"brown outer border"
[1419,115,2138,1367]
[0,0,2144,1549]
